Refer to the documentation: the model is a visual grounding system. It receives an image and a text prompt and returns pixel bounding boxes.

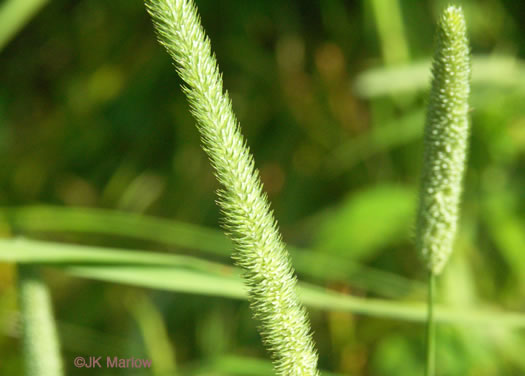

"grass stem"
[425,272,435,376]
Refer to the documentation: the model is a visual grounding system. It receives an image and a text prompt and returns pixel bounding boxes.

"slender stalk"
[18,265,64,376]
[425,272,435,376]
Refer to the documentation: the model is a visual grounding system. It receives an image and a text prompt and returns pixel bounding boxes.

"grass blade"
[53,264,525,329]
[354,55,525,98]
[0,0,48,52]
[1,206,423,298]
[2,238,524,327]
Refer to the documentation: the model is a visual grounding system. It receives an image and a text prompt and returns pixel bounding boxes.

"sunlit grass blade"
[0,237,421,300]
[3,238,524,327]
[1,205,232,255]
[370,0,409,65]
[0,0,48,51]
[0,237,233,275]
[354,55,525,98]
[46,263,525,329]
[1,206,423,298]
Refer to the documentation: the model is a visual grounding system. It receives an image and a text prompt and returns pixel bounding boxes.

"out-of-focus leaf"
[126,293,177,376]
[0,238,233,275]
[325,110,424,175]
[58,264,525,328]
[482,192,525,279]
[187,354,343,376]
[2,238,525,327]
[0,290,130,355]
[0,205,233,256]
[1,206,423,298]
[369,0,410,66]
[314,185,415,260]
[0,0,48,52]
[353,55,525,98]
[371,335,421,376]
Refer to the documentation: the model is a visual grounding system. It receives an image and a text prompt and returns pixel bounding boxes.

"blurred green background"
[1,0,525,375]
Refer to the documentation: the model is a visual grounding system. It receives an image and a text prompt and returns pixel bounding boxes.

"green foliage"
[0,0,48,51]
[1,1,525,375]
[353,56,525,99]
[372,335,422,376]
[3,238,525,328]
[482,193,525,281]
[2,205,422,298]
[315,185,414,260]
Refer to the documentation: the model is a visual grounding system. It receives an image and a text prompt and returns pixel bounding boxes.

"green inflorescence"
[416,5,471,275]
[18,266,63,376]
[145,1,319,375]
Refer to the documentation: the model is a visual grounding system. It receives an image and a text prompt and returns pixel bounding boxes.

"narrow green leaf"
[2,238,523,327]
[354,55,525,98]
[1,205,232,256]
[0,0,48,51]
[0,237,232,275]
[53,264,525,329]
[1,206,423,297]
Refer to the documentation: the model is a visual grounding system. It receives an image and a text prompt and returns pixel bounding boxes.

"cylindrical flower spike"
[146,1,319,375]
[18,266,64,376]
[416,5,471,275]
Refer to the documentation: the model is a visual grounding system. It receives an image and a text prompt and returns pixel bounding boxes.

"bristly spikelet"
[416,6,471,275]
[145,1,319,375]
